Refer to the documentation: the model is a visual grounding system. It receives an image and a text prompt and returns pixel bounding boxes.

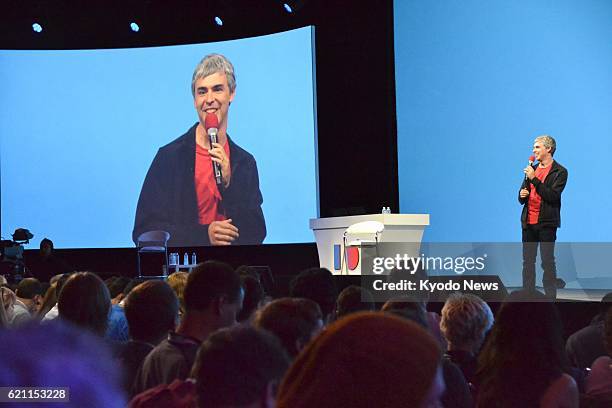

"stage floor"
[507,287,611,302]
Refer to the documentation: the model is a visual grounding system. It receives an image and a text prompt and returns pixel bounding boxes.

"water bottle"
[191,252,197,265]
[183,253,189,265]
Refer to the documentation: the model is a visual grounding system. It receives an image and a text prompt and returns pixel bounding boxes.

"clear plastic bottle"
[183,253,189,265]
[191,252,197,265]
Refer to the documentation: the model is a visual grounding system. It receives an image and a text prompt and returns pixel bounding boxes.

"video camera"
[0,228,33,284]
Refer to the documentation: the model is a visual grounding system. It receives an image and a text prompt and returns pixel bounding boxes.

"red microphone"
[204,112,218,131]
[526,155,536,182]
[204,113,223,188]
[529,155,535,166]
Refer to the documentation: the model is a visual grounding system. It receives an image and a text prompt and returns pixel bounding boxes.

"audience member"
[383,299,473,408]
[335,285,375,320]
[11,277,43,326]
[566,292,612,370]
[58,271,111,337]
[440,293,494,385]
[289,267,337,323]
[192,326,290,407]
[167,271,189,321]
[584,304,612,401]
[106,277,146,342]
[28,237,73,283]
[1,285,16,327]
[387,267,446,348]
[42,272,72,321]
[107,276,132,304]
[238,274,265,323]
[0,321,125,407]
[476,290,578,407]
[119,280,179,397]
[277,312,444,408]
[254,297,323,358]
[133,261,243,394]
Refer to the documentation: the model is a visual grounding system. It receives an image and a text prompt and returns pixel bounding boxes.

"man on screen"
[519,135,567,299]
[133,54,266,246]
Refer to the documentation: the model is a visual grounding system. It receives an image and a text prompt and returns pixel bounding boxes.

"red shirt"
[527,164,553,224]
[194,141,230,225]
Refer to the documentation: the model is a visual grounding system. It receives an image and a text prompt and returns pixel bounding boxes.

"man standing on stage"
[133,54,266,247]
[519,135,568,299]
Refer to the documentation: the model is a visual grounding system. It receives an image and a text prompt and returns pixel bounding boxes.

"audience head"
[440,293,493,353]
[39,237,54,257]
[106,276,131,303]
[184,261,243,328]
[192,325,290,408]
[254,297,323,358]
[476,290,567,406]
[238,274,265,323]
[124,280,178,344]
[335,285,375,319]
[277,312,443,408]
[58,272,111,337]
[599,292,612,318]
[382,299,428,328]
[122,277,146,297]
[167,271,189,317]
[15,278,43,313]
[290,267,337,322]
[1,286,16,323]
[0,321,125,407]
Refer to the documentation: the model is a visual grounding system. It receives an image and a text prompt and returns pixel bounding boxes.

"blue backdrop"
[0,27,317,248]
[395,0,612,243]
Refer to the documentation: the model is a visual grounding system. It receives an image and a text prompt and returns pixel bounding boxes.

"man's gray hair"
[535,134,556,156]
[191,53,236,97]
[440,293,494,350]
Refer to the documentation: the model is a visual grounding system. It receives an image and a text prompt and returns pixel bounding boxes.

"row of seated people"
[1,263,612,407]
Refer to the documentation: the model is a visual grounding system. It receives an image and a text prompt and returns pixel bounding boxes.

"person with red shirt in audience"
[519,135,568,299]
[133,54,266,247]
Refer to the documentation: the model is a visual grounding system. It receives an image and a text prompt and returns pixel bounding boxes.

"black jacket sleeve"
[221,156,266,245]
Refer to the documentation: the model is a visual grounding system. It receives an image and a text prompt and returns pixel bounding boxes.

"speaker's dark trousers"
[522,224,557,297]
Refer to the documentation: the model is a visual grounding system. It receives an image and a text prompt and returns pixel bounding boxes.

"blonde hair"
[167,272,189,316]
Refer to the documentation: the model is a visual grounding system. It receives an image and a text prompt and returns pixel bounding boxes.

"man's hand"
[520,188,530,199]
[524,166,535,180]
[208,219,239,246]
[210,142,231,188]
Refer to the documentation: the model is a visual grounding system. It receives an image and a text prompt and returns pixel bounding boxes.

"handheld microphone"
[204,113,223,188]
[525,155,536,181]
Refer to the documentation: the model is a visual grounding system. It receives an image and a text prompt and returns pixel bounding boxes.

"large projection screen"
[1,26,317,248]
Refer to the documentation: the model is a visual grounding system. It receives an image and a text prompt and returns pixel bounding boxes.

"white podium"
[309,214,430,275]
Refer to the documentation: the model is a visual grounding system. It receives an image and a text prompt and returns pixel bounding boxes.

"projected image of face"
[194,72,235,136]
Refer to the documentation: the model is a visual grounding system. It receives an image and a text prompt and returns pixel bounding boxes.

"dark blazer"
[518,160,568,229]
[133,123,266,246]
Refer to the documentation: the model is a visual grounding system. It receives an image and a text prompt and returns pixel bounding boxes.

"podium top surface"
[309,214,430,230]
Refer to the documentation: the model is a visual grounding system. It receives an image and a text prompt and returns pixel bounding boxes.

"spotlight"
[130,22,140,32]
[32,23,43,33]
[283,3,293,13]
[214,16,223,26]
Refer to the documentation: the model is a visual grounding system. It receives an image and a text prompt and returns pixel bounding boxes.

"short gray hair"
[191,53,236,97]
[535,134,556,156]
[440,293,493,350]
